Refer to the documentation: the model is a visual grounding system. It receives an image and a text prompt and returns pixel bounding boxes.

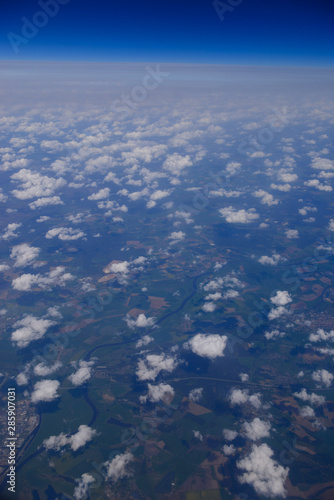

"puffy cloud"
[10,243,40,267]
[311,157,334,171]
[0,264,10,272]
[69,360,94,386]
[268,306,289,320]
[36,216,50,223]
[309,329,334,343]
[104,452,133,482]
[29,196,64,210]
[73,473,95,500]
[88,188,110,200]
[219,206,259,224]
[45,227,86,241]
[202,301,216,312]
[240,373,249,382]
[136,353,178,381]
[11,315,55,348]
[229,389,262,409]
[242,418,271,441]
[293,388,325,406]
[189,387,203,402]
[237,444,289,498]
[34,361,62,377]
[223,444,236,455]
[304,179,332,191]
[203,274,244,292]
[107,260,130,275]
[140,383,175,403]
[150,189,170,201]
[300,406,315,419]
[16,372,29,386]
[278,172,298,183]
[265,329,285,340]
[253,189,278,206]
[270,291,292,307]
[205,292,222,301]
[270,183,291,192]
[163,153,192,176]
[11,169,66,199]
[193,430,203,441]
[125,313,155,329]
[1,223,22,241]
[184,333,227,360]
[311,369,333,388]
[285,229,299,239]
[223,429,238,441]
[31,379,60,403]
[44,425,97,452]
[298,206,317,216]
[136,335,153,348]
[168,231,186,241]
[328,219,334,231]
[12,266,74,291]
[258,254,284,266]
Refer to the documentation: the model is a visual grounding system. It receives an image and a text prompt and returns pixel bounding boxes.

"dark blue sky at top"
[0,0,333,66]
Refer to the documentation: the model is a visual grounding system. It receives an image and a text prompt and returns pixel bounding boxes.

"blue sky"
[1,0,334,66]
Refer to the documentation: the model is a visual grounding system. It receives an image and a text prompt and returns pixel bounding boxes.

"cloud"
[69,360,94,386]
[34,361,62,376]
[311,369,333,388]
[311,157,334,171]
[202,302,216,312]
[73,474,95,500]
[1,223,22,241]
[223,444,236,455]
[29,196,64,210]
[16,372,29,386]
[270,183,291,192]
[293,388,325,406]
[309,329,334,343]
[31,379,60,403]
[104,452,133,482]
[193,430,203,441]
[265,329,285,340]
[0,264,10,272]
[237,444,289,498]
[44,425,97,452]
[136,335,154,348]
[184,333,228,360]
[12,267,74,291]
[125,313,155,329]
[219,206,259,224]
[45,227,86,240]
[223,429,238,441]
[253,190,278,206]
[10,243,40,267]
[285,229,299,239]
[163,153,192,176]
[88,188,110,200]
[328,219,334,231]
[168,231,186,241]
[229,389,262,409]
[140,383,175,403]
[300,406,315,419]
[304,179,332,191]
[136,353,178,381]
[258,254,284,266]
[11,315,55,348]
[11,169,66,199]
[270,291,292,307]
[242,418,271,441]
[189,387,203,402]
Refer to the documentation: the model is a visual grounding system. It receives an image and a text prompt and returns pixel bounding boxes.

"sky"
[0,0,334,66]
